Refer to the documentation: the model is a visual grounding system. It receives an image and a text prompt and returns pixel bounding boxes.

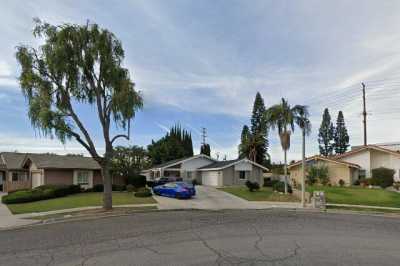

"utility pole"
[201,127,207,146]
[362,82,367,146]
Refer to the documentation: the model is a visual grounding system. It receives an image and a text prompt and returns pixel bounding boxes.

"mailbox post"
[312,191,326,210]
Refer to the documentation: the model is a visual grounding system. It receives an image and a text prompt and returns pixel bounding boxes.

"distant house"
[288,155,361,186]
[141,154,217,182]
[336,145,400,181]
[142,155,269,187]
[0,152,124,192]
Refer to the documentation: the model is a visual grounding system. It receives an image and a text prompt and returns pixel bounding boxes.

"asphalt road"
[1,210,400,266]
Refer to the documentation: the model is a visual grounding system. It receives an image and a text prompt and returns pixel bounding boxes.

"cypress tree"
[318,108,335,156]
[334,111,349,154]
[249,92,268,164]
[238,125,251,159]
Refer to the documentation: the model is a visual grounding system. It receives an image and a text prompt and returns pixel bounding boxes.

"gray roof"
[26,153,101,170]
[150,157,189,169]
[198,159,242,170]
[0,152,101,170]
[0,152,28,170]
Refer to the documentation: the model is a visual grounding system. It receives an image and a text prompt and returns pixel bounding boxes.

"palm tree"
[293,106,311,206]
[265,98,310,194]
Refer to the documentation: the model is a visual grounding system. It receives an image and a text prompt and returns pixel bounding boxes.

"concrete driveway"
[154,185,301,210]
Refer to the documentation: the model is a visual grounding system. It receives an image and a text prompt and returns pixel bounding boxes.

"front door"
[31,171,43,188]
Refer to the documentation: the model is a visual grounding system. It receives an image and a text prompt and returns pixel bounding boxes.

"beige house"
[288,155,360,186]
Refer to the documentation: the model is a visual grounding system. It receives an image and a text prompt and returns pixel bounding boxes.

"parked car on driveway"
[153,182,196,199]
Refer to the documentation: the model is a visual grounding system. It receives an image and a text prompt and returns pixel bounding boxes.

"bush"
[2,184,83,204]
[134,187,152,197]
[92,184,104,192]
[353,179,360,186]
[272,181,292,194]
[245,180,260,192]
[264,179,279,187]
[126,184,135,192]
[127,175,147,188]
[112,184,126,191]
[146,181,155,188]
[338,179,345,187]
[371,167,395,188]
[307,164,329,185]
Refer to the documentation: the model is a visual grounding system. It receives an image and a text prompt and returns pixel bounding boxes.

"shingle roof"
[26,153,101,170]
[150,157,189,169]
[288,155,361,169]
[0,152,27,169]
[146,154,216,170]
[198,159,242,170]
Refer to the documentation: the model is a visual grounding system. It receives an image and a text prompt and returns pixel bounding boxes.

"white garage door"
[202,171,220,186]
[31,172,43,188]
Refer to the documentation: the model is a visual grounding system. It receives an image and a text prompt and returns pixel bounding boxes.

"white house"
[336,145,400,181]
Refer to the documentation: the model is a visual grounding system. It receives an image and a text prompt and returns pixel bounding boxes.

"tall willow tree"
[16,19,143,210]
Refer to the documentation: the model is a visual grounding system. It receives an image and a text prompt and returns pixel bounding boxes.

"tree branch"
[110,134,129,144]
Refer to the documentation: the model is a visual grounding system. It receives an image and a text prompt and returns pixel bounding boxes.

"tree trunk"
[301,128,306,207]
[284,149,288,194]
[101,161,113,211]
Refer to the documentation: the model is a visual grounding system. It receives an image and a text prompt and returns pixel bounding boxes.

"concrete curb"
[327,203,400,211]
[15,204,159,218]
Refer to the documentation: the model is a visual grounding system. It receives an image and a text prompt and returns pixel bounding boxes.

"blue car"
[152,182,196,199]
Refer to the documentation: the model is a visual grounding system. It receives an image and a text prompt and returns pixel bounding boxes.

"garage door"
[31,172,43,188]
[202,171,220,186]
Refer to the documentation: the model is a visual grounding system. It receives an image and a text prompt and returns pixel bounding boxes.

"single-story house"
[198,158,269,187]
[142,155,269,187]
[288,155,361,186]
[0,152,124,192]
[336,144,400,182]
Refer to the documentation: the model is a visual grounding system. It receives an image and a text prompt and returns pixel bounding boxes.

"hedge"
[134,187,152,197]
[272,181,293,194]
[2,184,81,204]
[369,167,395,188]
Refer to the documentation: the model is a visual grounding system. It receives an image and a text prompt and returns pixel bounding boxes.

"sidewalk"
[0,193,37,229]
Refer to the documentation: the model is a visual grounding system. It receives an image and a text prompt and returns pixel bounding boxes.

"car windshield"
[175,182,193,188]
[164,183,177,188]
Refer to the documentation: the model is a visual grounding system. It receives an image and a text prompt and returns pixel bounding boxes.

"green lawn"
[307,186,400,208]
[7,192,156,214]
[219,186,300,202]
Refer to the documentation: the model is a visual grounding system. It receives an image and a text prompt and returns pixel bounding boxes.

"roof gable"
[288,155,360,169]
[149,154,216,170]
[199,158,270,171]
[336,145,400,159]
[0,152,27,170]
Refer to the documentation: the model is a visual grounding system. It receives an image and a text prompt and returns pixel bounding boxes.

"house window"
[12,172,18,182]
[187,171,192,179]
[239,171,246,180]
[359,170,366,179]
[76,171,90,185]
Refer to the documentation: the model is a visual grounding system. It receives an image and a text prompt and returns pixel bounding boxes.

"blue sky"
[1,0,400,162]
